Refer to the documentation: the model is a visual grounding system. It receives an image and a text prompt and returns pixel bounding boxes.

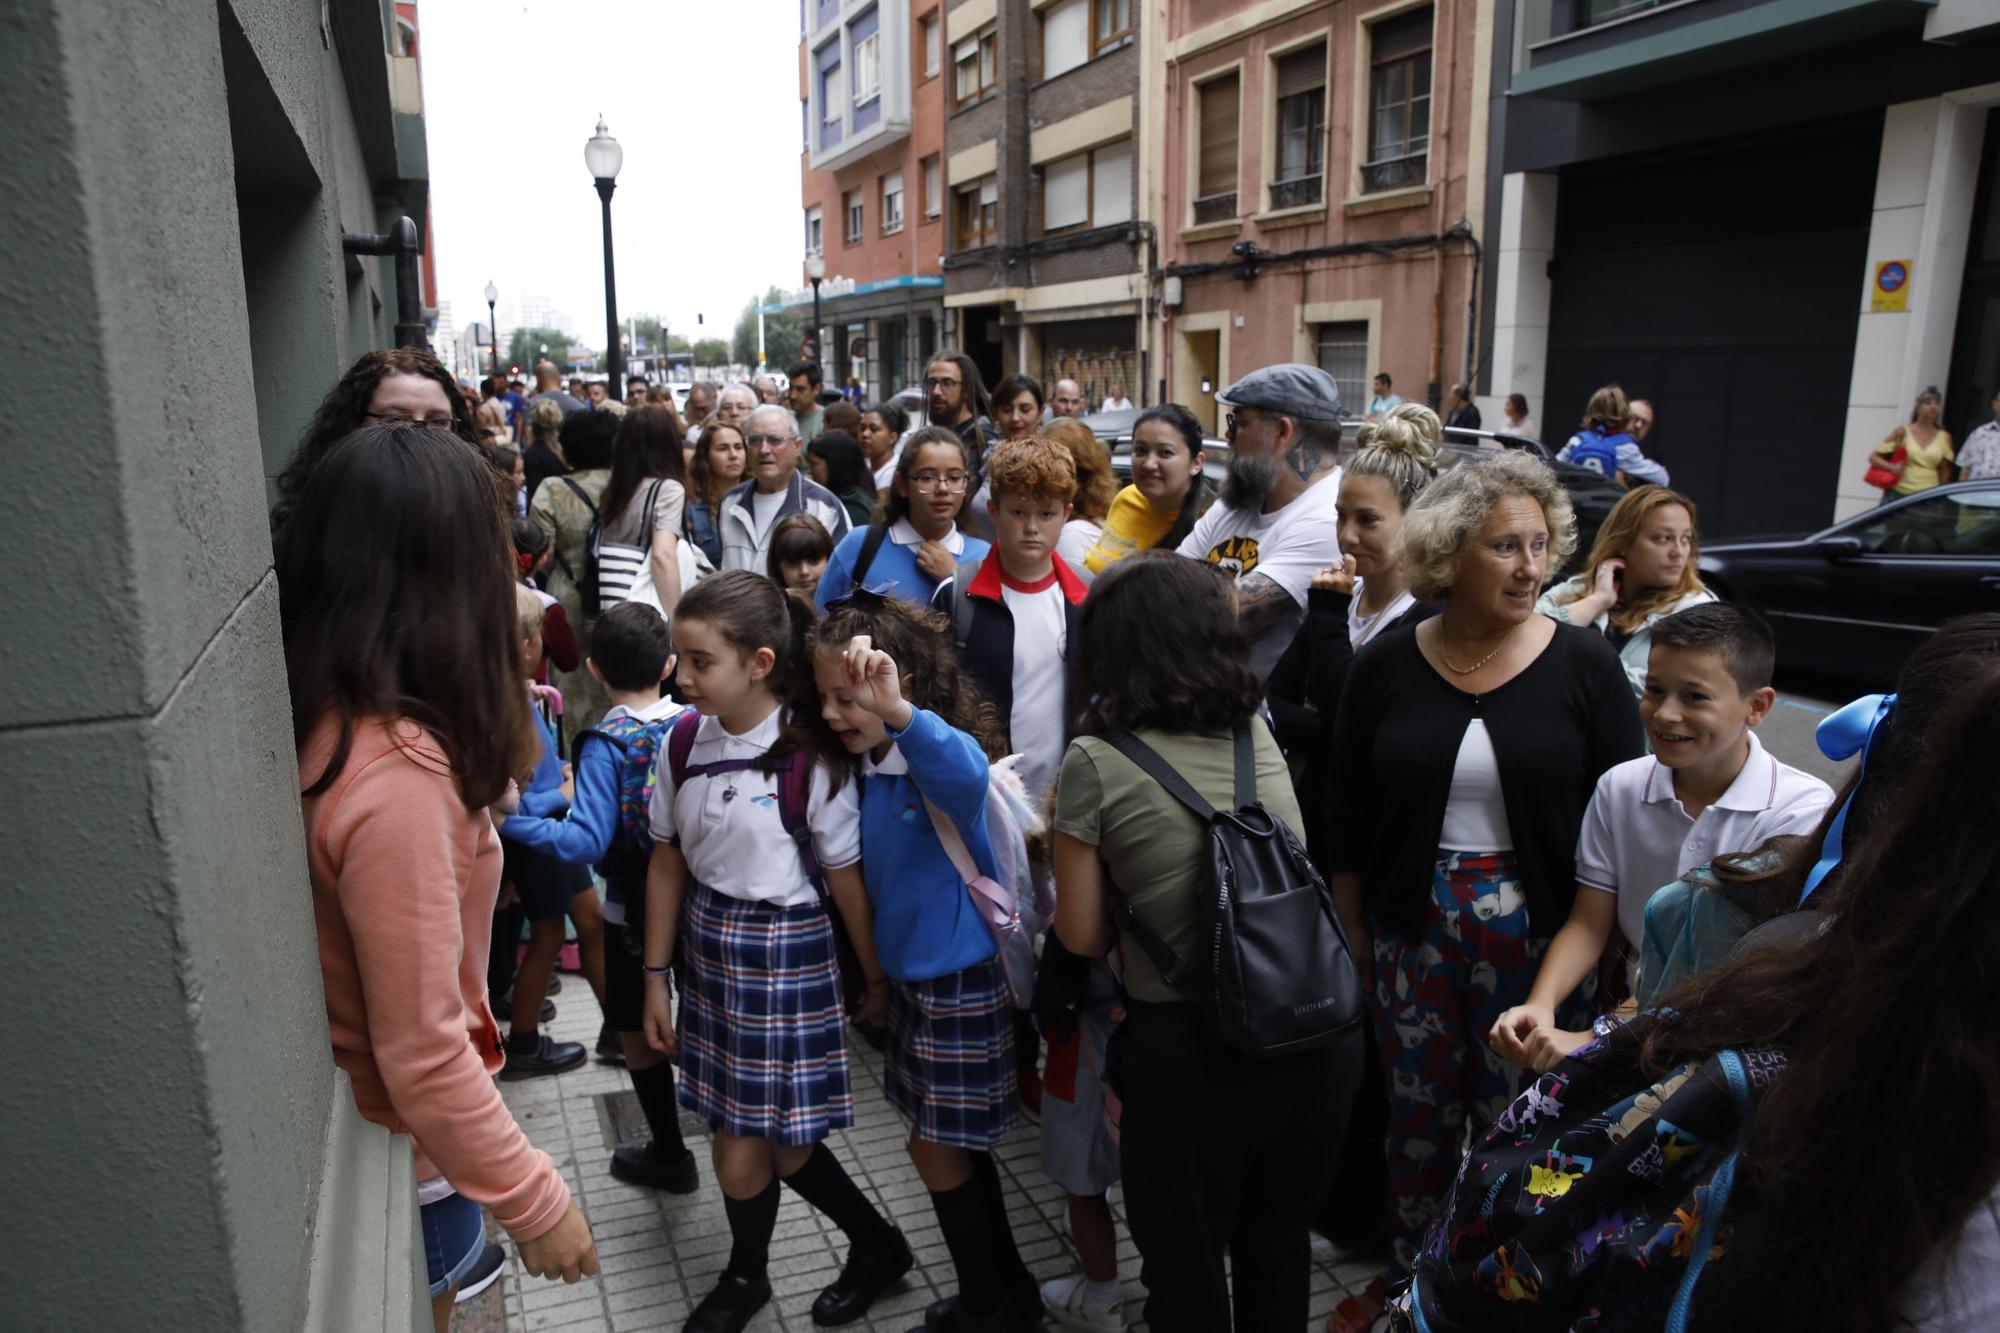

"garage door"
[1544,113,1879,538]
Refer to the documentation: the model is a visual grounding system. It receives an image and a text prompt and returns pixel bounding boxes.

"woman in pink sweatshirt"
[276,423,598,1328]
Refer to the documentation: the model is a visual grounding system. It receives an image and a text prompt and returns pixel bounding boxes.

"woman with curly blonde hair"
[1324,451,1644,1307]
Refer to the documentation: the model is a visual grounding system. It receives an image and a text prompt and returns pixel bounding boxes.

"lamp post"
[584,116,625,387]
[805,255,826,365]
[484,280,500,377]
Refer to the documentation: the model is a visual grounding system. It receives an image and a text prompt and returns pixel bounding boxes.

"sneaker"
[685,1271,772,1333]
[453,1242,506,1303]
[610,1142,700,1193]
[596,1023,626,1064]
[545,974,562,996]
[1040,1274,1126,1331]
[499,1033,587,1080]
[812,1228,913,1326]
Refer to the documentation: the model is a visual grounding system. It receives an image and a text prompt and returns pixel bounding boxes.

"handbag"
[1864,441,1906,491]
[590,480,662,609]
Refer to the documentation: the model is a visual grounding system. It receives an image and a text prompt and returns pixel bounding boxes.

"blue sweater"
[861,706,999,982]
[816,526,992,609]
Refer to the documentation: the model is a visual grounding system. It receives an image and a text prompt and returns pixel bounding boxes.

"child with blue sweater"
[812,596,1040,1333]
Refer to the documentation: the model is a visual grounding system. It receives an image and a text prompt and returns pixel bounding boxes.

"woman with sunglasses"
[815,427,992,608]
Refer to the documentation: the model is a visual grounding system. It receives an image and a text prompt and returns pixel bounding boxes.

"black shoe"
[684,1271,772,1333]
[453,1242,506,1303]
[610,1142,700,1193]
[494,988,559,1024]
[597,1023,626,1064]
[500,1033,587,1079]
[853,1017,889,1052]
[912,1280,1041,1332]
[812,1228,914,1326]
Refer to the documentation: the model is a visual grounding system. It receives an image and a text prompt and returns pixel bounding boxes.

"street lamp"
[584,116,625,387]
[484,280,499,377]
[804,255,826,365]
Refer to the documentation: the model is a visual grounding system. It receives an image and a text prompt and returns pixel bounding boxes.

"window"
[1270,43,1325,209]
[1854,490,2000,555]
[923,12,941,76]
[853,30,881,105]
[805,206,824,256]
[1314,322,1369,416]
[1193,73,1239,223]
[922,155,942,217]
[844,190,864,244]
[818,52,844,149]
[1092,0,1133,56]
[954,176,998,249]
[1043,0,1088,80]
[1365,7,1432,193]
[954,27,997,108]
[1043,140,1132,233]
[882,170,904,233]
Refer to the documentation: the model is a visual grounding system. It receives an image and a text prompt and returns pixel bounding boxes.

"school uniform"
[504,693,594,923]
[646,708,862,1146]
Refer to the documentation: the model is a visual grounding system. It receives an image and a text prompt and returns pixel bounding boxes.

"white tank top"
[1439,719,1513,852]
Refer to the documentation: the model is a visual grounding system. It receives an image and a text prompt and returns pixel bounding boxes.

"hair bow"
[1797,692,1897,908]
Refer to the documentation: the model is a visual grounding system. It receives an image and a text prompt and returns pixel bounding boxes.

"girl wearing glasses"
[815,427,992,609]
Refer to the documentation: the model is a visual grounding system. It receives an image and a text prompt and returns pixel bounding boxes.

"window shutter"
[1092,141,1132,225]
[1045,155,1089,230]
[1373,7,1432,63]
[1198,74,1238,198]
[1275,44,1325,99]
[1044,0,1088,80]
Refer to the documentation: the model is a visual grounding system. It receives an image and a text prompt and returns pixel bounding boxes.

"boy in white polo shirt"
[1490,603,1832,1072]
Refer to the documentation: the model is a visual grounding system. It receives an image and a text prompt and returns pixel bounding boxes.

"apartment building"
[793,0,950,398]
[1157,0,1491,431]
[940,0,1156,406]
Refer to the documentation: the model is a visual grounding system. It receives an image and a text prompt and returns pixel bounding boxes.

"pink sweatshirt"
[301,712,571,1241]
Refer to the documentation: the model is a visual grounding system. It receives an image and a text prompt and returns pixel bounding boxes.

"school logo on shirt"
[1203,535,1260,578]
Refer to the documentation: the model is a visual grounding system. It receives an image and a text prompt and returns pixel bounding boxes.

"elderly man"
[684,380,718,424]
[756,374,785,405]
[715,384,758,431]
[717,404,852,571]
[1048,378,1087,420]
[1176,363,1345,679]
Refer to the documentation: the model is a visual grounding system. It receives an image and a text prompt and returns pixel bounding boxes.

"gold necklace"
[1437,621,1522,675]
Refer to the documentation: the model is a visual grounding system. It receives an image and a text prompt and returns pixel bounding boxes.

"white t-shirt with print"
[999,569,1071,802]
[1175,468,1342,678]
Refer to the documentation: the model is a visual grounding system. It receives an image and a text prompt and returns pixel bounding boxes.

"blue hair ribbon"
[1797,692,1897,908]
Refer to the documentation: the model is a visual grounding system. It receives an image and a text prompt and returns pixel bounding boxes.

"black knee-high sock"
[781,1143,894,1244]
[930,1175,1005,1314]
[722,1177,781,1283]
[968,1151,1032,1288]
[627,1060,686,1156]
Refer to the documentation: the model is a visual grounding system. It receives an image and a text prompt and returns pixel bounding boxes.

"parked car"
[1432,427,1624,578]
[1698,479,2000,684]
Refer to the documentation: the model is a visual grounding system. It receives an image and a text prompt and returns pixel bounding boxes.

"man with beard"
[1175,363,1344,680]
[925,351,1002,538]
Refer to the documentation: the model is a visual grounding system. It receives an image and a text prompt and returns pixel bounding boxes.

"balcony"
[1268,175,1323,211]
[1192,192,1237,225]
[1359,153,1427,194]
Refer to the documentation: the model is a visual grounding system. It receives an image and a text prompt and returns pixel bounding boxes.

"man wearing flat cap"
[1175,362,1344,680]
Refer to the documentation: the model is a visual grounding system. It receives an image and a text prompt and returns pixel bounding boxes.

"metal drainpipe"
[341,216,427,350]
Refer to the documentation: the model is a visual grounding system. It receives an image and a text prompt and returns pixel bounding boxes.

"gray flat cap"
[1216,363,1344,421]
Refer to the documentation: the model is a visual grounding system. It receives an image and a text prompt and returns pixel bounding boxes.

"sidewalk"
[456,979,1385,1333]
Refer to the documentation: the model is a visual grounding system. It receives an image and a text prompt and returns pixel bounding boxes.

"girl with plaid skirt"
[811,599,1040,1333]
[640,572,912,1333]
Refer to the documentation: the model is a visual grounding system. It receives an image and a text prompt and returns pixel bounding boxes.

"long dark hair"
[669,571,849,789]
[274,348,482,528]
[880,426,971,529]
[690,421,745,506]
[811,598,1006,762]
[278,425,536,809]
[600,405,687,525]
[811,429,872,497]
[1076,552,1262,735]
[928,352,991,422]
[1630,663,2000,1332]
[1132,403,1217,551]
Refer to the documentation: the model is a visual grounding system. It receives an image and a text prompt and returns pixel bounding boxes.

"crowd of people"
[273,343,1999,1333]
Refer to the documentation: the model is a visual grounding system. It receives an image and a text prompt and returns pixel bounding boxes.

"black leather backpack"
[1103,723,1365,1058]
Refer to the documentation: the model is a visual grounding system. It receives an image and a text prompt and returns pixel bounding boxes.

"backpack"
[1101,722,1363,1058]
[848,523,891,588]
[942,559,981,649]
[571,710,677,888]
[1564,429,1627,480]
[1401,1021,1785,1332]
[663,709,865,1008]
[914,753,1055,1009]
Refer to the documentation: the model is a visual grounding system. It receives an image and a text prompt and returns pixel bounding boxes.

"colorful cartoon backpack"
[1397,1016,1786,1332]
[573,709,679,885]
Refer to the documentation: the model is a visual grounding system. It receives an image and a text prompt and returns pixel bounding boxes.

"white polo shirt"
[647,707,861,908]
[1575,730,1833,950]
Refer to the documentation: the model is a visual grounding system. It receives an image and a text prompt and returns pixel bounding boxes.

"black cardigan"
[1326,620,1644,940]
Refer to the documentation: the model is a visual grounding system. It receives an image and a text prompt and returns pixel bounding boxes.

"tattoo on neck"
[1285,442,1327,482]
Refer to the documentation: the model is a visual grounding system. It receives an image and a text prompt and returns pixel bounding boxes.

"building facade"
[1157,0,1491,430]
[791,0,950,399]
[1484,0,2000,535]
[5,0,433,1326]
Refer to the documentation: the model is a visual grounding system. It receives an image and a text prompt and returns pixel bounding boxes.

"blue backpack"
[1564,428,1629,479]
[573,710,678,885]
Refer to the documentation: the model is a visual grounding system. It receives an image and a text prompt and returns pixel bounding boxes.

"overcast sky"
[420,0,802,347]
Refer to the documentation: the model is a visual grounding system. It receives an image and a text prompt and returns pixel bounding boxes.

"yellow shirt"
[1083,485,1179,574]
[1878,429,1955,494]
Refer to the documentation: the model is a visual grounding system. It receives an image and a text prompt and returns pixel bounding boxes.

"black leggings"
[1113,1001,1359,1333]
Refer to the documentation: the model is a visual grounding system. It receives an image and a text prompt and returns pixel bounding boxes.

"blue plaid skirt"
[677,882,853,1145]
[886,957,1017,1150]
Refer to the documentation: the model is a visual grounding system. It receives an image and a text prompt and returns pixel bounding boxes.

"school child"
[767,511,835,599]
[280,425,596,1327]
[810,599,1041,1333]
[639,571,908,1333]
[1490,602,1833,1070]
[500,601,698,1193]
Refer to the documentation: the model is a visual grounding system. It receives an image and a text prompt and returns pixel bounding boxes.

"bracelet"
[864,975,887,988]
[642,965,671,977]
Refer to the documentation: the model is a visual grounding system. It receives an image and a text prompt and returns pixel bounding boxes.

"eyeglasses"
[924,376,961,390]
[745,433,795,448]
[366,411,456,430]
[911,471,969,493]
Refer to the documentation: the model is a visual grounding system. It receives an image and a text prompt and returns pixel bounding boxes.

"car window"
[1852,487,2000,557]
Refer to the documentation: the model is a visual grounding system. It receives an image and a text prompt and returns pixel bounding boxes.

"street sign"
[1871,259,1912,313]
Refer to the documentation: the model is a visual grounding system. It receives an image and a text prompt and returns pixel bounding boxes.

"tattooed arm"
[1235,571,1300,643]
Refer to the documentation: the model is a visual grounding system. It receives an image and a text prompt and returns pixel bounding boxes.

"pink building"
[1156,0,1490,428]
